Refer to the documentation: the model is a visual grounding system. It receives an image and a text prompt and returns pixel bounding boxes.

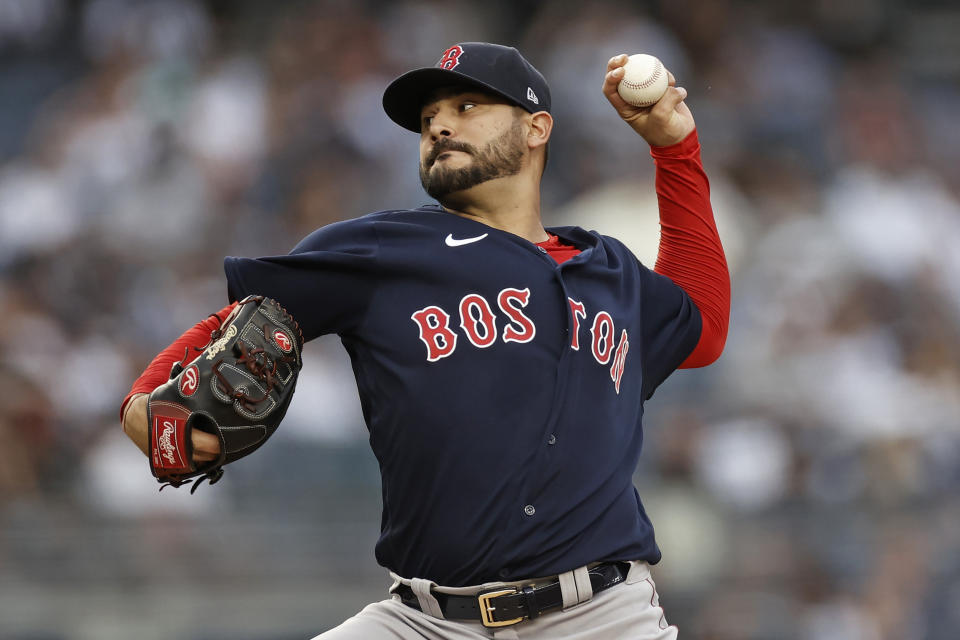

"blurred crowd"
[1,0,958,638]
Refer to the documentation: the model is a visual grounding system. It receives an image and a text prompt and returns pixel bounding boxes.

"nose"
[427,110,455,142]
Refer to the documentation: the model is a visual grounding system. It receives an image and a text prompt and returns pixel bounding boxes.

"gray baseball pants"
[312,560,679,639]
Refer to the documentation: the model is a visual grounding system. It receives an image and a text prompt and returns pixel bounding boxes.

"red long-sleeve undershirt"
[120,303,237,419]
[651,129,730,366]
[537,129,730,369]
[121,130,729,417]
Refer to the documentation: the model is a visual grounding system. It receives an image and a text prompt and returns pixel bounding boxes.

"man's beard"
[419,120,525,201]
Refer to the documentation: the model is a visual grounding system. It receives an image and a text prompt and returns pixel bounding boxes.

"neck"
[437,174,548,243]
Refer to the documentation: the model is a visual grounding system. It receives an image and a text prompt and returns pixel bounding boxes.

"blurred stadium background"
[2,0,959,638]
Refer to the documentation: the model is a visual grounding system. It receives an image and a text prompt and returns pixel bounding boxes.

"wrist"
[122,393,150,457]
[121,392,147,427]
[650,129,699,158]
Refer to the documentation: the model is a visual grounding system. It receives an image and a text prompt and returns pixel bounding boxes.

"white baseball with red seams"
[617,54,669,107]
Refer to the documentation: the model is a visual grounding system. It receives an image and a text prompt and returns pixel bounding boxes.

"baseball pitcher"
[121,43,730,638]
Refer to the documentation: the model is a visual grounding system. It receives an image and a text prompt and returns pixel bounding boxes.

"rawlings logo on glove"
[147,295,304,492]
[159,421,177,462]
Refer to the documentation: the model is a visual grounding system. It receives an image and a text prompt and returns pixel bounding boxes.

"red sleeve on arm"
[650,130,730,368]
[119,302,238,419]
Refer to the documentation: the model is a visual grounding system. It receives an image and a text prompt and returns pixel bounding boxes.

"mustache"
[425,139,475,168]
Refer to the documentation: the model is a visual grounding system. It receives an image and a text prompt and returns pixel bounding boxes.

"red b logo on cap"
[438,45,463,70]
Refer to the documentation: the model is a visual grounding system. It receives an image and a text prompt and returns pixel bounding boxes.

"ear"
[526,111,553,151]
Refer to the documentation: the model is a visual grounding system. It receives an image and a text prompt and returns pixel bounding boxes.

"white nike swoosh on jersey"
[445,233,488,247]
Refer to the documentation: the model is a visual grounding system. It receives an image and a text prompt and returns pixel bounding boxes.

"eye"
[461,102,476,112]
[422,115,433,127]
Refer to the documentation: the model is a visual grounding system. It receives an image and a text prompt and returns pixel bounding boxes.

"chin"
[426,182,468,204]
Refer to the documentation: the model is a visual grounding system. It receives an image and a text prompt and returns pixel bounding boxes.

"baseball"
[617,54,669,107]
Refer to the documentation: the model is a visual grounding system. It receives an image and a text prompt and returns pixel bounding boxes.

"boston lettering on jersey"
[223,205,701,587]
[412,289,630,393]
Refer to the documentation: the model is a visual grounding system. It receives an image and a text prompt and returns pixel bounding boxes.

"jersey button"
[547,434,557,445]
[537,246,547,253]
[524,504,536,517]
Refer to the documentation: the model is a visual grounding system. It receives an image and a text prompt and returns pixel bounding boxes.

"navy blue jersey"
[224,205,701,587]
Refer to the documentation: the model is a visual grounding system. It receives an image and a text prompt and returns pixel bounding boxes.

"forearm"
[651,130,730,367]
[119,302,237,420]
[119,302,237,457]
[122,393,150,456]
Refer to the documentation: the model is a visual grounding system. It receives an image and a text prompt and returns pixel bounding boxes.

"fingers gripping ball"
[147,296,304,492]
[617,54,669,107]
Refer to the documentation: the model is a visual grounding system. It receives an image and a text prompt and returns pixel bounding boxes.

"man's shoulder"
[364,204,444,220]
[359,204,444,224]
[293,205,443,252]
[320,204,444,231]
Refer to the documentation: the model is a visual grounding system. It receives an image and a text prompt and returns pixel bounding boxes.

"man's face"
[418,89,527,201]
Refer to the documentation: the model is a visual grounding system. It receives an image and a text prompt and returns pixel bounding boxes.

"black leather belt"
[395,561,630,628]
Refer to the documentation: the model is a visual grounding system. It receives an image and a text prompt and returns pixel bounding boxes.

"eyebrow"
[420,88,504,114]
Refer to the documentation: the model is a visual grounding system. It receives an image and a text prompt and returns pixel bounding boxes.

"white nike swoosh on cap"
[445,233,488,247]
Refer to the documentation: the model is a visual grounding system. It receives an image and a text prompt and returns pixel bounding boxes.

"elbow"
[679,307,729,369]
[680,333,726,368]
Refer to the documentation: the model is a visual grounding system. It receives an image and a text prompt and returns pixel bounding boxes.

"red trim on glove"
[651,130,730,368]
[119,302,238,420]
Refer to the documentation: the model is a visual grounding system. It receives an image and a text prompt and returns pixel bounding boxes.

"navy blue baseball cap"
[382,42,551,133]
